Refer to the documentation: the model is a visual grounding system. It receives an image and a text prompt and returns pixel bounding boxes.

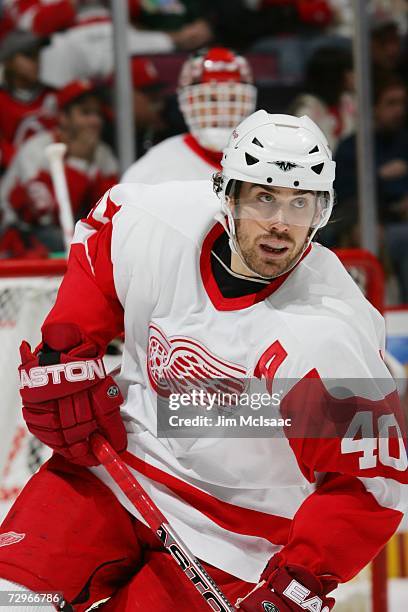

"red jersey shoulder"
[0,86,57,145]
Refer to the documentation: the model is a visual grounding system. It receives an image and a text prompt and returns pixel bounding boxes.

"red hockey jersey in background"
[0,130,118,227]
[0,86,57,170]
[0,0,76,40]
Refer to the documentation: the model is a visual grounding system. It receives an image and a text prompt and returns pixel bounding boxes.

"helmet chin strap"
[214,211,272,280]
[213,209,322,282]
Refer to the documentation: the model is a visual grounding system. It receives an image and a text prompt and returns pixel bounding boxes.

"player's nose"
[264,207,290,230]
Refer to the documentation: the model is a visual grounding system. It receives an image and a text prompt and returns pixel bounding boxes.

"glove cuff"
[260,556,336,611]
[42,322,84,352]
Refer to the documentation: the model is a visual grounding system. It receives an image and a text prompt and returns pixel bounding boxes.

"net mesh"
[0,267,64,518]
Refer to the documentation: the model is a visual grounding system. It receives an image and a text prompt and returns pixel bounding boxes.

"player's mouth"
[259,242,290,258]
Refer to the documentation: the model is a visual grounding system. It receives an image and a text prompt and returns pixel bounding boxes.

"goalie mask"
[178,47,257,152]
[213,110,336,278]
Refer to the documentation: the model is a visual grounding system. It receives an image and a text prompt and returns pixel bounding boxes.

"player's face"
[230,183,318,278]
[195,85,238,128]
[187,82,255,137]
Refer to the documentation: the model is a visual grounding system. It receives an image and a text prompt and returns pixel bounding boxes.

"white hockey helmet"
[213,110,336,277]
[178,47,257,152]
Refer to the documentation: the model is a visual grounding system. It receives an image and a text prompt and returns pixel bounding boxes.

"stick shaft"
[45,143,75,254]
[91,433,235,612]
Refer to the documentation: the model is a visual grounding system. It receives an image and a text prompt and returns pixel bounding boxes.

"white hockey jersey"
[121,134,222,184]
[40,8,174,88]
[43,180,408,585]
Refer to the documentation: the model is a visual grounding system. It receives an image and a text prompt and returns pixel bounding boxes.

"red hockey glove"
[19,322,127,466]
[236,556,336,612]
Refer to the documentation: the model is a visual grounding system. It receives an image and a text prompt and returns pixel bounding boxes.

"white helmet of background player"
[213,110,336,278]
[178,47,257,152]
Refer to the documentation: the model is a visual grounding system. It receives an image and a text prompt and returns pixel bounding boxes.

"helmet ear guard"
[212,171,224,196]
[212,173,240,200]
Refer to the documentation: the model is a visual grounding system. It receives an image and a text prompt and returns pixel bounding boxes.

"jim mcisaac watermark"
[156,377,405,439]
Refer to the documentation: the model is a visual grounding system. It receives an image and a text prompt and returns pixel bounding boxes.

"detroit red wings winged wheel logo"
[147,323,247,400]
[0,532,25,547]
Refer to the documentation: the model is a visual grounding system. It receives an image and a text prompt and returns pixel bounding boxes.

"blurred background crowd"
[0,0,407,303]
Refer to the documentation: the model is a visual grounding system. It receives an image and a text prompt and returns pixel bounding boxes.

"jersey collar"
[183,134,223,169]
[200,222,311,311]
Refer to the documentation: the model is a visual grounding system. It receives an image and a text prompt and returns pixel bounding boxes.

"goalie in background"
[121,47,257,184]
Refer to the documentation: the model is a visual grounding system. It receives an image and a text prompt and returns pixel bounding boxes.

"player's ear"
[225,193,233,205]
[225,193,237,217]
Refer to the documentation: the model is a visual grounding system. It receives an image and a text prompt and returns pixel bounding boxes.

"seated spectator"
[122,47,257,183]
[289,46,355,152]
[40,1,115,87]
[103,56,169,159]
[0,80,118,255]
[0,0,76,41]
[335,73,408,301]
[133,0,214,51]
[131,56,170,155]
[238,0,343,79]
[0,30,57,172]
[40,0,213,87]
[326,0,354,37]
[371,12,404,75]
[209,0,334,50]
[325,1,407,39]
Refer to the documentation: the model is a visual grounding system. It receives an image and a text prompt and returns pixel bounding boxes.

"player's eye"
[257,193,274,203]
[291,198,307,208]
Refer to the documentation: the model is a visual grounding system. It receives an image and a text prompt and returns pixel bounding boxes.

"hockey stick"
[44,142,75,254]
[91,433,236,612]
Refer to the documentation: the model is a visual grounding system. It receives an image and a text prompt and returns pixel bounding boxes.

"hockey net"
[0,252,395,611]
[0,260,66,517]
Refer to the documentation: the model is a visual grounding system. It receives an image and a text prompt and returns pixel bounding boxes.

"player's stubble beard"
[234,219,309,278]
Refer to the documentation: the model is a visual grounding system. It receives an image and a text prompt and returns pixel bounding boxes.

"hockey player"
[0,111,407,611]
[122,47,257,183]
